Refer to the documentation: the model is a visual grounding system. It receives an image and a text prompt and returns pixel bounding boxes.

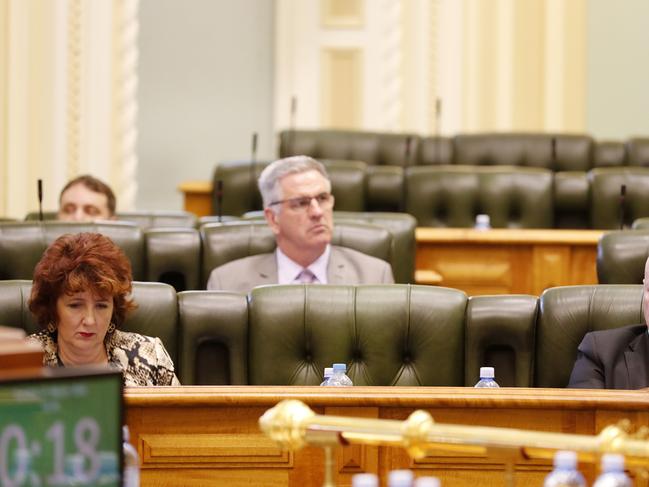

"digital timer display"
[0,368,123,487]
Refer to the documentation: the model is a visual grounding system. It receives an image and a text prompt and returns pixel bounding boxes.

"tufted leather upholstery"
[0,221,144,280]
[405,166,553,227]
[452,133,593,171]
[0,280,179,364]
[178,291,248,385]
[199,220,393,288]
[626,138,649,167]
[247,284,467,386]
[553,171,590,229]
[589,167,649,229]
[25,210,198,229]
[596,230,649,284]
[465,294,537,387]
[0,222,199,292]
[418,136,454,165]
[594,141,627,168]
[535,285,643,388]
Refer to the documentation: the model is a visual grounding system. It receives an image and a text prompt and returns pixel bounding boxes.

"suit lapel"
[257,253,278,284]
[624,331,649,389]
[327,247,347,284]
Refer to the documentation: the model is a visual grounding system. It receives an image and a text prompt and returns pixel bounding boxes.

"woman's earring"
[107,322,116,334]
[47,322,56,333]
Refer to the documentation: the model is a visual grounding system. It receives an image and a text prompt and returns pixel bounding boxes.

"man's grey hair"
[258,155,330,211]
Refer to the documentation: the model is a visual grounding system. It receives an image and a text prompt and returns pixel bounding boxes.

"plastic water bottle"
[352,473,379,487]
[475,214,491,230]
[474,367,499,388]
[414,477,441,487]
[320,367,334,386]
[543,451,586,487]
[388,469,414,487]
[123,425,140,487]
[327,363,353,386]
[593,454,631,487]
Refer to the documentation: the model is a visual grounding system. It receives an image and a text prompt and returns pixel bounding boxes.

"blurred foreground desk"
[415,228,603,295]
[125,386,649,487]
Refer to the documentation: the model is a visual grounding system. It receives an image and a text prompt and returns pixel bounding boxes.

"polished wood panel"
[177,181,212,217]
[125,386,649,487]
[416,228,602,295]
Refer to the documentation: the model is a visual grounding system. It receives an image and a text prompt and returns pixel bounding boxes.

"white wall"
[586,0,649,139]
[137,0,275,210]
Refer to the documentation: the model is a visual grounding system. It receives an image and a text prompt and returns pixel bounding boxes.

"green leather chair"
[0,280,179,365]
[25,210,197,229]
[535,285,643,388]
[0,221,144,280]
[589,167,649,229]
[144,228,201,291]
[200,220,393,288]
[177,291,248,385]
[464,294,538,387]
[210,159,368,216]
[247,284,467,386]
[632,217,649,230]
[596,230,649,284]
[626,137,649,167]
[405,165,554,228]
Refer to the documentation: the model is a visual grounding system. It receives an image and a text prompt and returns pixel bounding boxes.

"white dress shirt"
[276,245,331,284]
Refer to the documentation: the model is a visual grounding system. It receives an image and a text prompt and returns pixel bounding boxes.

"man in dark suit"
[568,257,649,389]
[206,156,394,292]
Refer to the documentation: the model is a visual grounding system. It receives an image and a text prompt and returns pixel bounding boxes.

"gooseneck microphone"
[37,179,44,221]
[435,97,442,164]
[551,137,557,169]
[404,136,412,166]
[251,132,258,163]
[619,184,627,230]
[289,96,297,155]
[250,132,259,210]
[215,180,224,223]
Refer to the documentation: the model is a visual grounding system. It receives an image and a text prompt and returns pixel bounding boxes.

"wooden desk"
[416,228,603,295]
[125,386,649,487]
[178,181,212,217]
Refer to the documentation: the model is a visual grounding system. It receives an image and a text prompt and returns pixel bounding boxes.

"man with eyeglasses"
[568,256,649,389]
[206,155,394,292]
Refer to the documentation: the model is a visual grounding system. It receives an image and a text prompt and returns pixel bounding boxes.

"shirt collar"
[276,245,330,284]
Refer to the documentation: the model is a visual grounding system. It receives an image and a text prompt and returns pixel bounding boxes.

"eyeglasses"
[269,192,334,211]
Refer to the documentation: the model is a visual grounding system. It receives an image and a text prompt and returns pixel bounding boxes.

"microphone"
[435,97,442,164]
[551,137,557,169]
[215,180,224,223]
[37,179,43,221]
[251,132,258,163]
[619,184,627,230]
[289,96,297,155]
[404,136,412,166]
[250,132,259,210]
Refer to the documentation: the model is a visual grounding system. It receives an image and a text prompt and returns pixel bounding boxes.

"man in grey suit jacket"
[568,256,649,389]
[207,156,394,292]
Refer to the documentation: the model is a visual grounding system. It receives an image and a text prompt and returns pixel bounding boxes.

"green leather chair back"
[0,280,179,365]
[279,129,418,166]
[553,171,590,229]
[589,167,649,229]
[596,230,649,284]
[0,221,144,280]
[211,159,367,216]
[25,210,197,229]
[247,285,467,385]
[626,137,649,167]
[417,136,454,165]
[178,291,248,385]
[594,141,626,168]
[200,221,393,288]
[405,166,554,228]
[332,211,416,283]
[452,133,593,171]
[465,294,538,387]
[535,285,643,388]
[144,228,201,291]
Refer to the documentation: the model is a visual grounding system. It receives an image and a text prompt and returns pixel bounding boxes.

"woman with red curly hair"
[28,232,179,386]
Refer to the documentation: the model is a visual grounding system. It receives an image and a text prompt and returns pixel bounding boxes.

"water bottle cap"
[414,477,441,487]
[479,367,495,379]
[554,450,577,468]
[600,453,625,472]
[323,367,334,377]
[352,473,378,487]
[333,363,347,372]
[388,469,414,486]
